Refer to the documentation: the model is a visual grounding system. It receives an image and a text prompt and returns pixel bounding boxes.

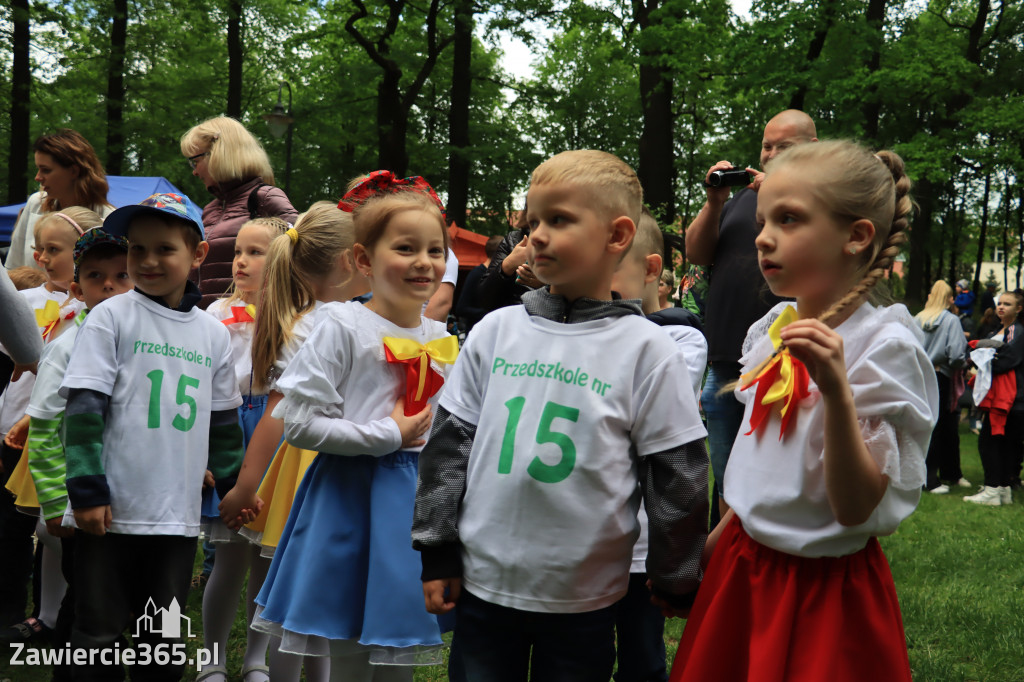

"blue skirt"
[254,450,446,660]
[201,395,268,525]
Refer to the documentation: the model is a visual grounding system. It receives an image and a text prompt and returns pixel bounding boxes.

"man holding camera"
[684,109,818,520]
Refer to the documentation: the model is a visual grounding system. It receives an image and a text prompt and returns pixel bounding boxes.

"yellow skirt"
[240,441,317,555]
[4,449,40,511]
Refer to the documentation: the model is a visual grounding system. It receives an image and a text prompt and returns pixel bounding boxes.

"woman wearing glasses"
[5,129,113,270]
[180,116,298,309]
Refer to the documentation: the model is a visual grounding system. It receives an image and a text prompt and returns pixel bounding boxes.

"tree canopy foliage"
[2,0,1022,302]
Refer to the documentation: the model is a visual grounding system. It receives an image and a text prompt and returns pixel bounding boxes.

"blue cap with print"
[103,192,205,241]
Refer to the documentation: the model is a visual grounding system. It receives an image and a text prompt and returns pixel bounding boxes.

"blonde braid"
[818,149,912,328]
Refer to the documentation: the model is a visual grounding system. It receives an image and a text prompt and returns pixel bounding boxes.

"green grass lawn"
[3,425,1023,681]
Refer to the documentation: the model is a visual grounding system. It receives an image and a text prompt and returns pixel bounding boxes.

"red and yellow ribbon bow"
[383,336,460,415]
[739,306,810,439]
[222,304,256,326]
[35,300,75,341]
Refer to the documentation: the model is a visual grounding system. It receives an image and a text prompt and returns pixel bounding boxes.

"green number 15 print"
[146,370,201,432]
[498,397,581,483]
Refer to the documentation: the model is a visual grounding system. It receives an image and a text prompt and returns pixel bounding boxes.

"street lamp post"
[263,80,294,196]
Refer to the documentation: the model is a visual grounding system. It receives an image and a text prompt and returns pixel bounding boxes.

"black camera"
[706,168,751,188]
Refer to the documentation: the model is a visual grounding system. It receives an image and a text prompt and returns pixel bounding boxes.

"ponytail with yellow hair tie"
[286,227,299,244]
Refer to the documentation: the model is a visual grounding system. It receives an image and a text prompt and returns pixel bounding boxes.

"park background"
[2,0,1023,304]
[0,1,1023,680]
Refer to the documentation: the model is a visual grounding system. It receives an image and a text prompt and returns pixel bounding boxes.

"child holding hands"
[60,194,244,681]
[253,174,457,681]
[669,141,937,682]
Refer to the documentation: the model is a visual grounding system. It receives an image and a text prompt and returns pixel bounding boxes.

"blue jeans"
[701,364,745,498]
[449,588,616,682]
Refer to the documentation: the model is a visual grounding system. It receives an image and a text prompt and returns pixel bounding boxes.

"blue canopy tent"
[0,176,187,245]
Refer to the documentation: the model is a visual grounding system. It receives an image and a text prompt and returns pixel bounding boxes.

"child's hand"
[4,415,30,449]
[203,469,214,490]
[74,505,112,536]
[391,398,432,449]
[219,486,259,529]
[44,516,74,539]
[647,579,692,620]
[237,496,264,525]
[778,319,849,398]
[423,577,461,614]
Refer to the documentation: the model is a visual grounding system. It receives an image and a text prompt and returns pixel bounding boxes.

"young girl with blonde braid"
[217,202,367,682]
[196,216,288,682]
[1,208,98,644]
[253,173,456,682]
[669,141,937,682]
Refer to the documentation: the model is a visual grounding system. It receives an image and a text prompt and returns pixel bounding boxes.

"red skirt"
[669,516,912,682]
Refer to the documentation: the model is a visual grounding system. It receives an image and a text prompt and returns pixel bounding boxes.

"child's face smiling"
[34,223,77,291]
[755,167,862,318]
[359,209,446,326]
[127,217,207,308]
[525,182,617,301]
[232,223,274,297]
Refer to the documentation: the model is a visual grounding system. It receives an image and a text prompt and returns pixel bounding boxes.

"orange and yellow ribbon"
[383,336,460,415]
[739,306,810,439]
[35,300,75,342]
[222,304,256,325]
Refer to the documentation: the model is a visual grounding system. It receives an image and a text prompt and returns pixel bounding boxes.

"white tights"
[34,520,66,629]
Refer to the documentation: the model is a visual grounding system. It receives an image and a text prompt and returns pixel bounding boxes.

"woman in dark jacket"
[180,117,298,308]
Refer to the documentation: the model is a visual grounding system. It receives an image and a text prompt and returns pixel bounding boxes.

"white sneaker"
[964,486,1003,506]
[999,487,1013,505]
[929,484,950,494]
[956,477,972,487]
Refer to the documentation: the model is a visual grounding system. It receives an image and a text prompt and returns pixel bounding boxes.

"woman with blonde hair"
[181,116,298,308]
[6,129,113,270]
[915,280,969,493]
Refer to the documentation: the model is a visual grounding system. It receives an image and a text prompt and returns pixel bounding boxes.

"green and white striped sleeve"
[26,415,68,520]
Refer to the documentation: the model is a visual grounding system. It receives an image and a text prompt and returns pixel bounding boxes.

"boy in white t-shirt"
[60,194,243,681]
[413,150,709,680]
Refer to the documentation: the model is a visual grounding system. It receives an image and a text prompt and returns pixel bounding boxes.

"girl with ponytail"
[217,201,367,682]
[669,140,937,682]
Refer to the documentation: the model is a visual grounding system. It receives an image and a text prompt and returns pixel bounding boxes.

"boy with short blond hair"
[413,150,708,680]
[60,193,243,681]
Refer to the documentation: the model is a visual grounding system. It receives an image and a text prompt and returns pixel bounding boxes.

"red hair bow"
[337,170,446,220]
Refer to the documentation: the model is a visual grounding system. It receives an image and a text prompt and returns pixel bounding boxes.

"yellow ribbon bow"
[35,300,74,341]
[383,336,460,415]
[739,305,810,438]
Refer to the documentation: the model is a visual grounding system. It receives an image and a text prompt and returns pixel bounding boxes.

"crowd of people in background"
[0,110,1021,682]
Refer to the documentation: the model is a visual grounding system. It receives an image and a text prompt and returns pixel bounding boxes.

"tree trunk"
[377,68,407,175]
[789,0,839,111]
[634,0,676,225]
[861,0,886,143]
[226,0,243,119]
[972,173,991,296]
[1003,174,1011,291]
[1017,184,1023,289]
[7,0,30,204]
[446,0,473,227]
[105,0,128,175]
[906,176,934,307]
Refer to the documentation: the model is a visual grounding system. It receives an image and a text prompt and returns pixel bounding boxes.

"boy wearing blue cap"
[60,194,243,681]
